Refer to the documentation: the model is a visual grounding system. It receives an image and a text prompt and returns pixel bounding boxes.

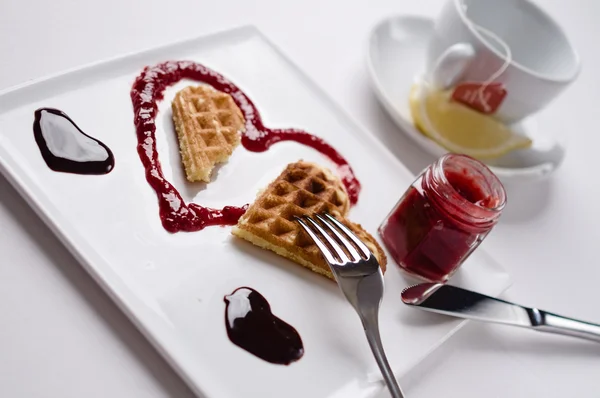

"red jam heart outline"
[131,61,360,232]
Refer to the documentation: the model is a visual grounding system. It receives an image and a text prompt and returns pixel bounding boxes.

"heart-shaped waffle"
[171,85,245,182]
[233,161,386,279]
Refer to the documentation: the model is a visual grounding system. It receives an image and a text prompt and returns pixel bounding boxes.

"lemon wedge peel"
[409,79,532,160]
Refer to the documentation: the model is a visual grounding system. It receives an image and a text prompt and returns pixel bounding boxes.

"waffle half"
[232,161,386,279]
[171,85,245,182]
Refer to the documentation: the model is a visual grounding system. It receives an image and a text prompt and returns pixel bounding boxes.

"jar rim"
[424,154,506,227]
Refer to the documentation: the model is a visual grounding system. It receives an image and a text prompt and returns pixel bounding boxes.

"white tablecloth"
[1,0,599,396]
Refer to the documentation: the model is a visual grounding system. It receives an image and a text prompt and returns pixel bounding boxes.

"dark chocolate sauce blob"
[130,61,360,232]
[224,287,304,365]
[33,108,114,175]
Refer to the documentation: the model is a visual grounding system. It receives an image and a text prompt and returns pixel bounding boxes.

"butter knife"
[401,283,600,343]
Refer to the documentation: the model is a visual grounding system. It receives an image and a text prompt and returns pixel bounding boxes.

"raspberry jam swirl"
[131,61,360,232]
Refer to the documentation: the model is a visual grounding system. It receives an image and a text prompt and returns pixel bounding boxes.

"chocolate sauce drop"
[224,287,304,365]
[33,108,114,175]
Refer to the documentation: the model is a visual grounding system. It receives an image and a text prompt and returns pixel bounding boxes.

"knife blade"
[401,283,600,342]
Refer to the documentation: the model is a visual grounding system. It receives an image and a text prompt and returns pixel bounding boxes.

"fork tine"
[303,216,351,264]
[322,213,371,258]
[295,217,339,265]
[315,214,362,261]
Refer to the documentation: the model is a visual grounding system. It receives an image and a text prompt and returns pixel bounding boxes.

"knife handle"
[532,309,600,343]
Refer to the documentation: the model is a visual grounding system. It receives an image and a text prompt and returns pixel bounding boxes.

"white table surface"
[1,0,599,396]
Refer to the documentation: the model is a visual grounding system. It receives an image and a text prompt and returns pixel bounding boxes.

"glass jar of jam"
[378,154,506,282]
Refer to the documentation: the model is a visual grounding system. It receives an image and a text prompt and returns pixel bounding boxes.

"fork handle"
[361,312,406,398]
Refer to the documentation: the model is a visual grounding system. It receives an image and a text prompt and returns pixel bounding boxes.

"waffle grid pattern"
[172,85,244,182]
[233,161,386,279]
[243,162,350,254]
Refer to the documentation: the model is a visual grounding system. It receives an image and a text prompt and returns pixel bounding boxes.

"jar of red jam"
[379,154,506,282]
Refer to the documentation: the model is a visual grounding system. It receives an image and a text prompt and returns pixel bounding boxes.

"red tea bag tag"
[451,82,507,115]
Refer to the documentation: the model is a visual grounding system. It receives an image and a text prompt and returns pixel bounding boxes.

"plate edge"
[0,24,259,102]
[0,24,513,398]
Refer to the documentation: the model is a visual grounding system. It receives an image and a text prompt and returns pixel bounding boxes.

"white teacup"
[426,0,581,124]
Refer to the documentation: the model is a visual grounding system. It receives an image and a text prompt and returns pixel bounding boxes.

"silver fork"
[296,213,406,398]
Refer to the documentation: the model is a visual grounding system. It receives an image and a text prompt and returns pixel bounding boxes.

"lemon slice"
[409,83,532,159]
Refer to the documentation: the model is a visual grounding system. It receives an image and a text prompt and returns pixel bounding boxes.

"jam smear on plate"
[224,287,304,365]
[130,61,360,232]
[33,108,114,175]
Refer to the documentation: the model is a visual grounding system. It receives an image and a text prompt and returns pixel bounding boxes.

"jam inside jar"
[378,154,506,282]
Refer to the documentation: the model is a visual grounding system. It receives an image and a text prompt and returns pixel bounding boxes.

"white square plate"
[0,26,510,398]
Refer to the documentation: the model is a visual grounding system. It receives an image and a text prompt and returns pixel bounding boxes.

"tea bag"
[410,7,532,160]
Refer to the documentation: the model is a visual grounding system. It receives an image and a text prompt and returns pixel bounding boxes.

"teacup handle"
[428,43,476,90]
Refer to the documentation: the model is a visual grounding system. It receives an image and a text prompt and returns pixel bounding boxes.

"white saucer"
[367,15,566,182]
